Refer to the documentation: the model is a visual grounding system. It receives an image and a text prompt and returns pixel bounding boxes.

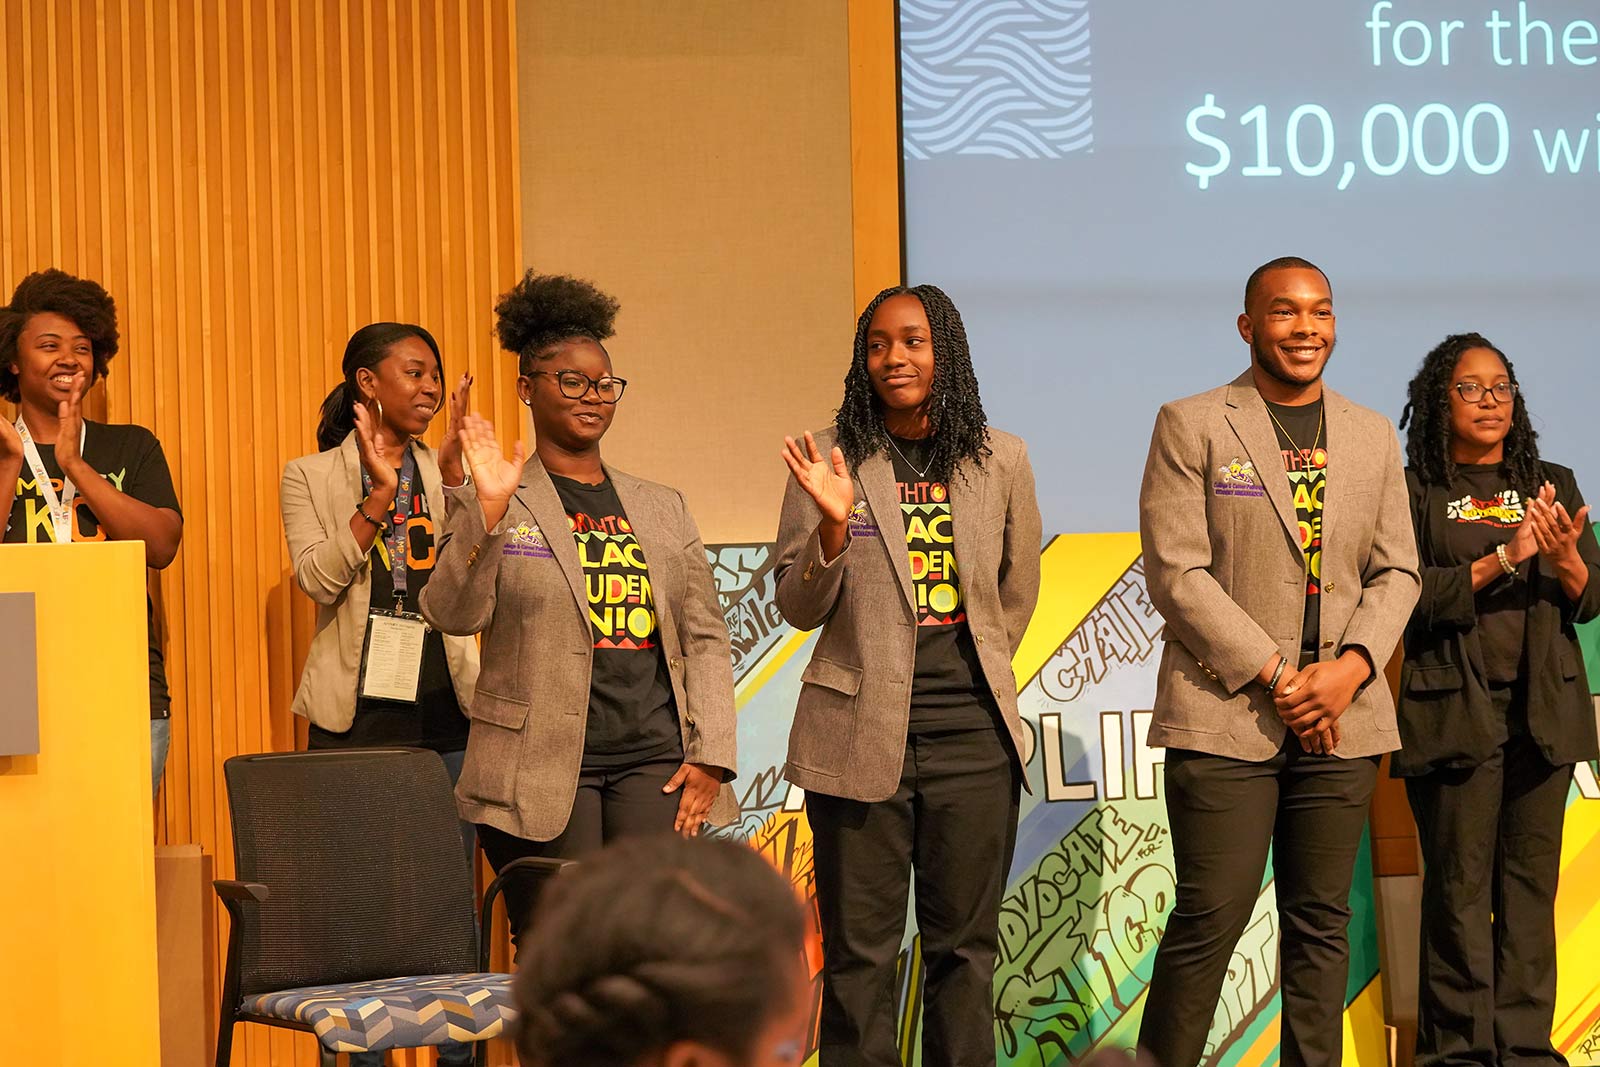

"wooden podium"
[0,541,162,1065]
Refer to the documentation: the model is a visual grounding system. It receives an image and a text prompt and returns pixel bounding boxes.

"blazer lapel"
[856,448,916,613]
[607,468,679,638]
[949,456,986,599]
[513,460,588,618]
[1319,388,1352,560]
[1224,374,1301,549]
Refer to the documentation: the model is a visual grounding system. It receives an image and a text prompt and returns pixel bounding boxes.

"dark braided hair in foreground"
[835,284,991,485]
[513,835,808,1067]
[1399,332,1541,494]
[495,270,621,374]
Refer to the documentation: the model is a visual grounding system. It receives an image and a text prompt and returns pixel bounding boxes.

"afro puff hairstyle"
[0,268,120,402]
[494,271,620,375]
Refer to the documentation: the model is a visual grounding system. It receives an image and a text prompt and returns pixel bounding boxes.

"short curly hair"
[0,269,120,402]
[493,271,620,375]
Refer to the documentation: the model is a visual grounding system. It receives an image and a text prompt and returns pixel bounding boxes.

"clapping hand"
[353,401,399,495]
[460,413,526,528]
[1529,486,1590,568]
[438,373,474,487]
[53,374,89,476]
[781,432,854,525]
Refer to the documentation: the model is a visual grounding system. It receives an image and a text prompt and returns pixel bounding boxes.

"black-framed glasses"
[1453,381,1517,404]
[527,370,628,403]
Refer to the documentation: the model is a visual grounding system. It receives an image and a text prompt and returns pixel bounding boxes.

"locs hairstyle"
[835,283,990,485]
[314,322,444,452]
[513,835,807,1067]
[494,271,620,375]
[1399,331,1540,493]
[0,268,120,402]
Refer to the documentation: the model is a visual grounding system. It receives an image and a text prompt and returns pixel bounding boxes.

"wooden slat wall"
[0,2,524,1063]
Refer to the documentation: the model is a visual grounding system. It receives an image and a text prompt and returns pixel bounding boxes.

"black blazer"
[1395,461,1600,776]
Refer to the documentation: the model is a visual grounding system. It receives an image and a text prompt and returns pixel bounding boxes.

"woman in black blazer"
[1396,332,1600,1067]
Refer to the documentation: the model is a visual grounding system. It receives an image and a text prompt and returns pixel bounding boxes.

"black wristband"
[1267,655,1288,692]
[355,503,384,529]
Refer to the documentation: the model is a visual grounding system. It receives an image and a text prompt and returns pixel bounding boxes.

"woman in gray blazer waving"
[420,272,737,946]
[775,284,1041,1067]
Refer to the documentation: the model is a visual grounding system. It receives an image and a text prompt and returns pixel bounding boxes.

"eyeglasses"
[1453,381,1517,404]
[527,370,628,403]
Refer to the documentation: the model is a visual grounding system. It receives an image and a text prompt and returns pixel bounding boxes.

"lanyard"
[361,447,419,609]
[14,417,86,544]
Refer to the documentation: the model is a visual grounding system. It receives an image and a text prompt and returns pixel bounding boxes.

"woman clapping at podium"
[0,269,183,797]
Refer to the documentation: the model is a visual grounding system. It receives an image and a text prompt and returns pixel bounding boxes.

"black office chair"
[213,747,568,1066]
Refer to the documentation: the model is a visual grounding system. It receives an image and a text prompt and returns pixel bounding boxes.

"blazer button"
[686,715,696,728]
[992,685,1002,697]
[669,657,682,671]
[1325,581,1336,592]
[803,562,816,581]
[466,545,481,566]
[975,635,985,646]
[1321,640,1334,649]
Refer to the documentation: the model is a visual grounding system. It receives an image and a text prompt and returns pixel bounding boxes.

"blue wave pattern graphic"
[901,0,1093,160]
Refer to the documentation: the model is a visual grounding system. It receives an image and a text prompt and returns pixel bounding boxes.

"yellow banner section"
[1012,532,1144,685]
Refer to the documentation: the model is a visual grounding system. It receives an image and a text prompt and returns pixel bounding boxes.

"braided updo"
[513,836,809,1067]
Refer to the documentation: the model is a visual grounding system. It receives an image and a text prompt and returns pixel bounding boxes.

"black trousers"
[807,725,1021,1067]
[1139,739,1380,1067]
[1406,690,1573,1067]
[477,753,681,946]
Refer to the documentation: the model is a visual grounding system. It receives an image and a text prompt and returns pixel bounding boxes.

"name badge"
[358,609,427,703]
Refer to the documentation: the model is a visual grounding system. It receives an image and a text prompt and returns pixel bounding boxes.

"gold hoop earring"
[375,398,385,426]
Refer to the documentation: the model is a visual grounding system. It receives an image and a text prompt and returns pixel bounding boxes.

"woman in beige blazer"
[419,272,737,947]
[775,284,1041,1067]
[280,322,481,1067]
[281,323,479,750]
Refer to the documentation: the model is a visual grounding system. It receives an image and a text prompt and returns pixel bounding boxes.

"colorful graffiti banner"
[706,534,1600,1067]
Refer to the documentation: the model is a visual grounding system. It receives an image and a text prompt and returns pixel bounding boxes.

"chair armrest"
[213,880,270,904]
[479,858,574,972]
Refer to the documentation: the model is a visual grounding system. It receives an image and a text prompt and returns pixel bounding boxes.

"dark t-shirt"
[308,452,467,752]
[1442,464,1530,684]
[551,475,682,768]
[1264,399,1326,657]
[887,435,1000,733]
[3,420,180,718]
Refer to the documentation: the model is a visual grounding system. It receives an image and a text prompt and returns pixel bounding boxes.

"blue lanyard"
[361,447,419,609]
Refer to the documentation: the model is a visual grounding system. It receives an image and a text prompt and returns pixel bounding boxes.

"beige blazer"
[418,460,738,842]
[1138,371,1420,760]
[280,433,480,732]
[774,425,1042,802]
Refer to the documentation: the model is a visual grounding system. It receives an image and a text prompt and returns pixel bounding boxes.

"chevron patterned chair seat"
[241,974,516,1053]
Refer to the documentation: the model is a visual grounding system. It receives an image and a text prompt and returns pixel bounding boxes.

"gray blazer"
[419,460,738,842]
[280,433,479,731]
[774,425,1042,802]
[1138,371,1421,760]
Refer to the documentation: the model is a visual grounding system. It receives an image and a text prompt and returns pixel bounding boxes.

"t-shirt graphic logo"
[1447,489,1524,526]
[571,510,659,650]
[901,479,965,626]
[1283,445,1327,596]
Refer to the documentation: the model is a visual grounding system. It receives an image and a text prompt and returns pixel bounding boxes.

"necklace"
[1264,401,1324,458]
[885,434,934,480]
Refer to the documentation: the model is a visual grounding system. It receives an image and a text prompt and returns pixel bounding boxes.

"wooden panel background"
[0,1,524,1063]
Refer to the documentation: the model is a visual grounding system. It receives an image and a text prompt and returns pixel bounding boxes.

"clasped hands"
[1259,650,1371,755]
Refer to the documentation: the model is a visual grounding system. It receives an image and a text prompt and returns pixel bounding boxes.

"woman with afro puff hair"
[773,284,1041,1067]
[0,269,183,797]
[1396,332,1600,1067]
[420,271,738,946]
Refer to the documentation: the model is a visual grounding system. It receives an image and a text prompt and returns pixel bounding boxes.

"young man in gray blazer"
[1136,257,1420,1067]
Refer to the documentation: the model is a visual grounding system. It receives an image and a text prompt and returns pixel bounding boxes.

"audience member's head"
[514,835,811,1067]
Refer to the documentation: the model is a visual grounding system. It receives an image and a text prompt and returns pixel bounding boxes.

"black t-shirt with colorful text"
[308,451,467,752]
[3,420,180,718]
[551,475,682,768]
[1443,463,1531,684]
[1265,399,1326,657]
[887,435,1000,733]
